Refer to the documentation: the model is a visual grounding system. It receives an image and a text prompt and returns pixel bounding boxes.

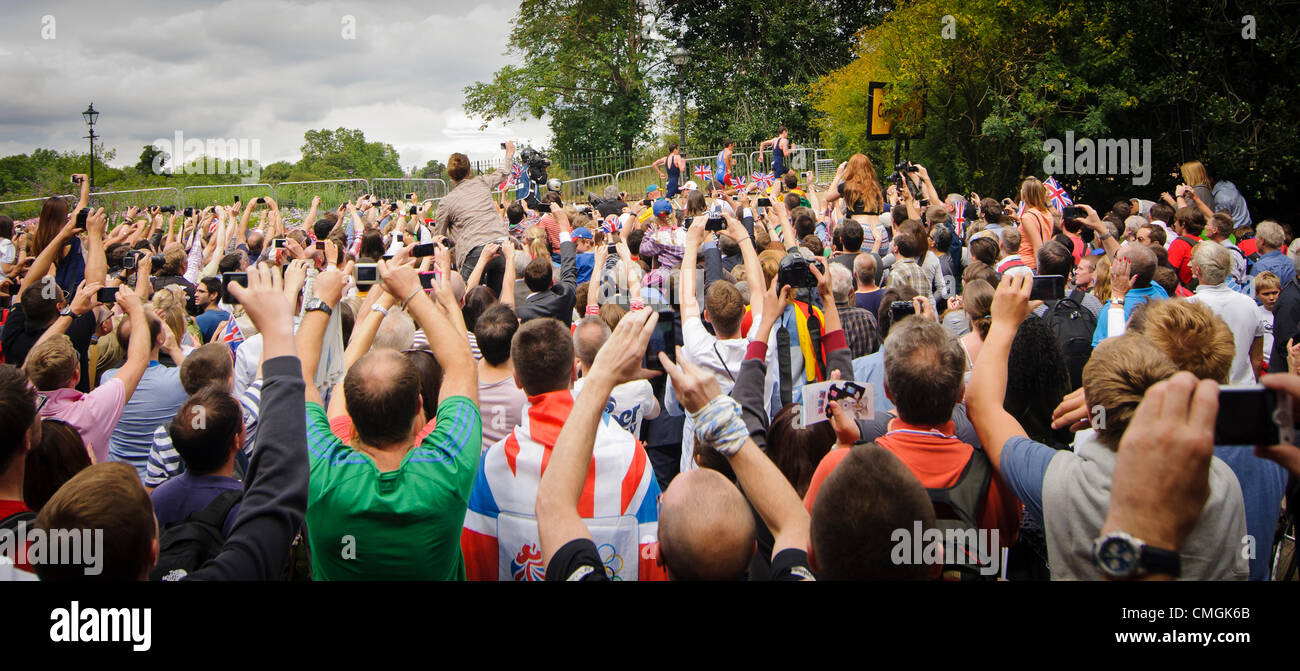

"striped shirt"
[410,330,481,360]
[143,381,264,488]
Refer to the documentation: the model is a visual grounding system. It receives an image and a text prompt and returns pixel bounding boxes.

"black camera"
[519,146,552,185]
[887,161,921,201]
[706,214,726,232]
[777,253,817,289]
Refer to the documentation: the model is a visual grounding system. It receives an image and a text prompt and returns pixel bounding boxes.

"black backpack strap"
[776,324,793,406]
[1066,287,1085,305]
[927,450,993,531]
[187,490,242,530]
[0,510,36,533]
[806,308,825,382]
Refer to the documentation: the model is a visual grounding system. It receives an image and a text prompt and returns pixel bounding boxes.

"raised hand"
[991,272,1032,327]
[658,346,720,413]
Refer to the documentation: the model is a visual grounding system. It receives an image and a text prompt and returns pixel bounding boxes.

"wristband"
[401,288,420,308]
[585,304,600,316]
[371,305,390,317]
[690,396,748,458]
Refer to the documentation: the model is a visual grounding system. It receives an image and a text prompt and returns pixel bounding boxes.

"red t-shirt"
[804,419,1022,545]
[0,499,35,573]
[1167,236,1197,286]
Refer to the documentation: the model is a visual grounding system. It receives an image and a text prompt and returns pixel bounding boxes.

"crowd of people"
[0,138,1298,582]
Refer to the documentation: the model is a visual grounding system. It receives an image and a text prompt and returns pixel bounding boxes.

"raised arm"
[378,258,477,403]
[501,241,517,307]
[465,242,500,292]
[965,273,1033,471]
[661,349,810,560]
[109,285,155,402]
[681,215,707,322]
[1078,204,1120,260]
[191,262,306,581]
[20,216,82,296]
[73,174,90,212]
[84,208,108,286]
[293,266,349,407]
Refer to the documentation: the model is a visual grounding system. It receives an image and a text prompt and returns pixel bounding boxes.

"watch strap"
[1139,544,1181,578]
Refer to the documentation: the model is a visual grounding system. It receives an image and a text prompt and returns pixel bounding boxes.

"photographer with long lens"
[433,142,517,297]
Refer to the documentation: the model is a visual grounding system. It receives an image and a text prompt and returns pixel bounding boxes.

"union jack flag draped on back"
[461,391,665,581]
[1044,176,1073,210]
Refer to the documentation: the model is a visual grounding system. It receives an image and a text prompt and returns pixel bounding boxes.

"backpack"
[1044,289,1097,390]
[149,490,241,581]
[927,449,997,581]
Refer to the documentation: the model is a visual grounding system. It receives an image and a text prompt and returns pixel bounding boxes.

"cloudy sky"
[0,0,550,170]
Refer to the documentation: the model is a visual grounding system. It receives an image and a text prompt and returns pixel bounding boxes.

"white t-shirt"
[1190,283,1265,384]
[670,312,779,473]
[1258,305,1275,365]
[572,377,660,437]
[0,238,15,266]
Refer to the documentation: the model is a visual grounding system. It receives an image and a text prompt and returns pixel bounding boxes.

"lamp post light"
[82,103,99,189]
[669,47,688,153]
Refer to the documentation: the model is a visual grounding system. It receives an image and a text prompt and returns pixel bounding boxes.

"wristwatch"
[1093,531,1180,579]
[59,306,74,318]
[304,297,333,317]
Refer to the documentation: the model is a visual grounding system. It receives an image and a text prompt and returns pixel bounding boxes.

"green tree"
[663,0,889,149]
[296,128,403,179]
[421,159,446,179]
[135,144,169,176]
[811,0,1300,217]
[261,161,293,183]
[463,0,667,155]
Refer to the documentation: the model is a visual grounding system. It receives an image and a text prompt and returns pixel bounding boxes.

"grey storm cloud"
[0,0,550,168]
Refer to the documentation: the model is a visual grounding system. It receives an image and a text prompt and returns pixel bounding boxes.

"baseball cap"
[652,199,673,217]
[682,180,698,192]
[645,184,660,194]
[571,227,593,240]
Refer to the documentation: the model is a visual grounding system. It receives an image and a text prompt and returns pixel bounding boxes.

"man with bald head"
[571,316,660,436]
[297,260,481,580]
[1092,241,1167,346]
[461,317,663,580]
[539,309,813,581]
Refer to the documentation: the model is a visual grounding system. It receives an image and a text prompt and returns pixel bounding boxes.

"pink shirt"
[38,378,127,463]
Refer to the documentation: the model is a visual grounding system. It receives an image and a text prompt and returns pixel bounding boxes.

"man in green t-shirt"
[296,259,481,580]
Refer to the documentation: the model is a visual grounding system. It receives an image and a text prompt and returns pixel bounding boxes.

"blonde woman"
[1179,160,1216,212]
[1092,254,1112,305]
[1017,177,1054,271]
[150,284,200,355]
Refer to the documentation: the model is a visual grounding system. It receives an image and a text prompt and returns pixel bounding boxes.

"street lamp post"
[82,103,99,189]
[669,48,688,153]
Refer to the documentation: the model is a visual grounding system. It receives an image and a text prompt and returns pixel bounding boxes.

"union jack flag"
[1044,176,1073,210]
[600,214,620,235]
[953,200,966,238]
[693,164,713,181]
[219,317,244,351]
[733,175,747,190]
[751,172,775,190]
[500,162,526,193]
[1016,200,1026,219]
